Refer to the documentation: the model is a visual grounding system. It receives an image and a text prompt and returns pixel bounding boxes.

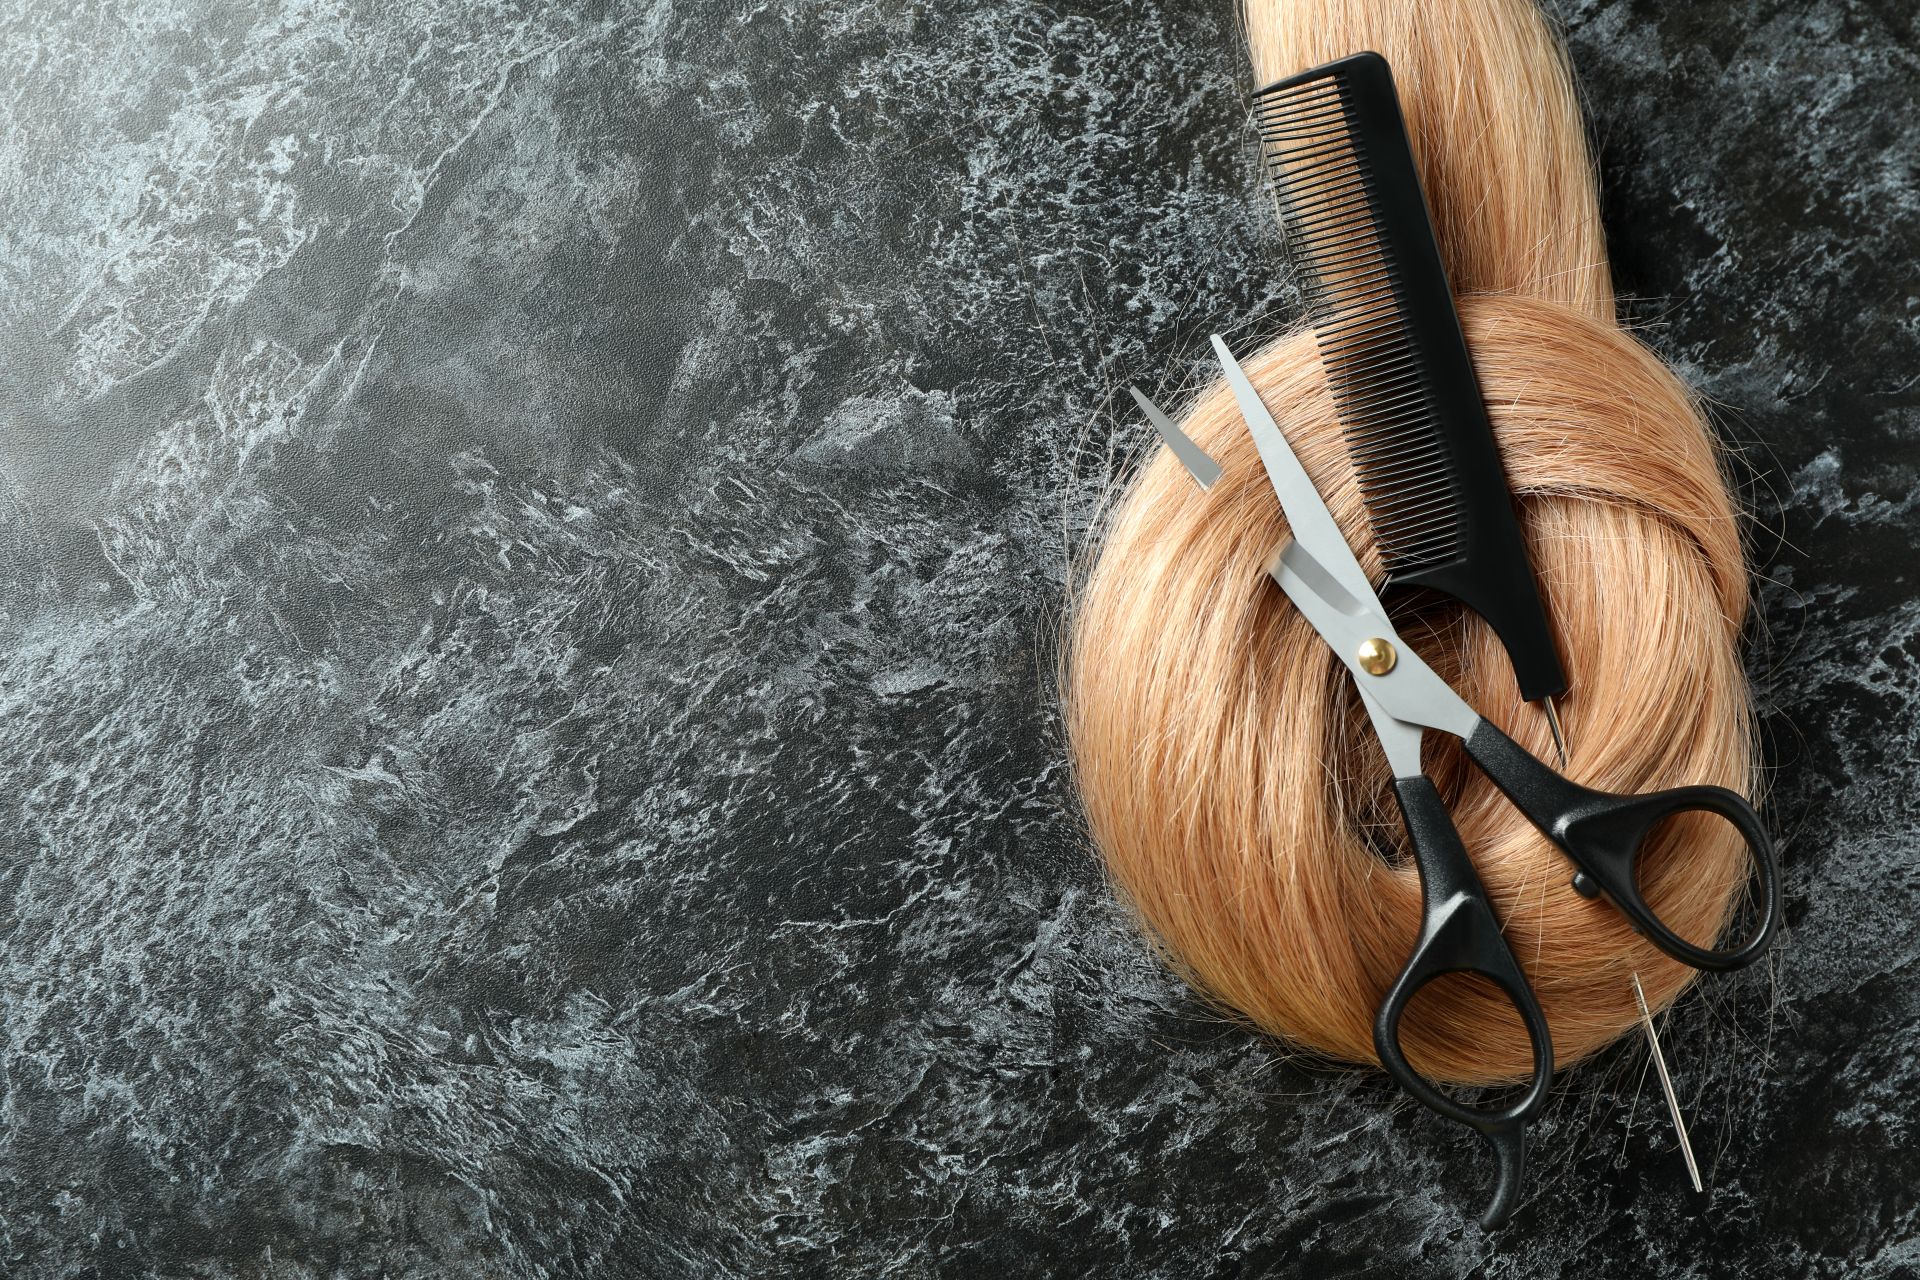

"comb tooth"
[1374,499,1460,528]
[1360,462,1447,493]
[1262,126,1357,156]
[1351,439,1447,473]
[1350,440,1444,472]
[1333,382,1427,419]
[1356,413,1440,439]
[1385,538,1458,558]
[1286,216,1373,257]
[1342,399,1433,435]
[1257,80,1344,107]
[1347,433,1444,466]
[1273,152,1363,181]
[1349,447,1443,479]
[1321,277,1397,306]
[1284,218,1371,252]
[1314,255,1394,287]
[1275,172,1368,214]
[1362,478,1458,519]
[1308,274,1399,313]
[1280,198,1372,240]
[1298,217,1385,250]
[1328,361,1423,401]
[1283,195,1375,240]
[1267,173,1359,209]
[1382,545,1458,568]
[1325,309,1400,340]
[1347,424,1436,455]
[1313,272,1399,312]
[1315,270,1400,307]
[1255,89,1345,111]
[1274,175,1367,217]
[1331,371,1425,410]
[1329,345,1419,375]
[1347,431,1442,465]
[1381,526,1459,554]
[1278,170,1369,213]
[1327,335,1417,366]
[1382,530,1462,561]
[1318,288,1397,319]
[1288,223,1387,262]
[1346,414,1436,445]
[1332,376,1424,411]
[1348,424,1435,448]
[1260,70,1344,94]
[1362,469,1452,507]
[1256,115,1351,146]
[1260,112,1357,143]
[1346,407,1438,437]
[1344,395,1432,421]
[1254,108,1351,137]
[1384,522,1461,550]
[1313,262,1397,296]
[1372,490,1462,529]
[1319,293,1403,324]
[1325,331,1415,362]
[1272,136,1368,171]
[1305,264,1397,299]
[1315,299,1404,340]
[1279,177,1372,224]
[1257,74,1343,99]
[1254,89,1345,114]
[1277,178,1362,213]
[1350,456,1444,489]
[1257,116,1353,143]
[1304,247,1389,282]
[1322,319,1412,357]
[1327,349,1410,375]
[1374,496,1458,527]
[1379,514,1463,548]
[1313,239,1390,270]
[1348,437,1448,477]
[1261,100,1345,122]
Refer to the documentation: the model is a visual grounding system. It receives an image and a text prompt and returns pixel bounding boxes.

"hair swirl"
[1065,0,1756,1083]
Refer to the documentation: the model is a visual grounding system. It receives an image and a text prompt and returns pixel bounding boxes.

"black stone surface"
[0,1,1914,1276]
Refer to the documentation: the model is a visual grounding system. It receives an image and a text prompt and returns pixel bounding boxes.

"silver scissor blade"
[1271,540,1480,744]
[1209,333,1380,613]
[1129,387,1222,491]
[1354,679,1426,779]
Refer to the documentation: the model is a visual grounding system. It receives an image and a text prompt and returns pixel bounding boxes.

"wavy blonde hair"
[1065,0,1756,1084]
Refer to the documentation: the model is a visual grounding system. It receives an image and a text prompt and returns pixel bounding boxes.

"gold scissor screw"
[1356,637,1397,676]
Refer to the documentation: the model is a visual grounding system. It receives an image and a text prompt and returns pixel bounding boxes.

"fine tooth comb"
[1251,51,1571,753]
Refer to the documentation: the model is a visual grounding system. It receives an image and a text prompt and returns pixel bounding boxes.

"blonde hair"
[1064,0,1756,1085]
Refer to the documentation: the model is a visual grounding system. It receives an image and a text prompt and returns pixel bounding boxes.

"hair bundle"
[1065,0,1758,1084]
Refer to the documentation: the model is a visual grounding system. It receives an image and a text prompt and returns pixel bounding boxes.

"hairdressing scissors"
[1129,336,1781,1227]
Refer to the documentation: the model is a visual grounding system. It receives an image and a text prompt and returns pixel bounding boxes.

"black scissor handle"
[1375,777,1554,1229]
[1463,719,1781,972]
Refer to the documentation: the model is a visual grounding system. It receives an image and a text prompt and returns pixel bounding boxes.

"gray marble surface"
[0,0,1914,1276]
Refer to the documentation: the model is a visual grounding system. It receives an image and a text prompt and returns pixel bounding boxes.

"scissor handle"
[1375,776,1554,1230]
[1463,720,1781,972]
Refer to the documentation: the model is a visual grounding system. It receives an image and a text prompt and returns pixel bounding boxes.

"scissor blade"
[1355,680,1426,779]
[1209,334,1379,612]
[1271,541,1479,743]
[1130,387,1222,491]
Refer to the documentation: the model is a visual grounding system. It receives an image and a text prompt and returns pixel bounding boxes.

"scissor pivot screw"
[1356,637,1397,676]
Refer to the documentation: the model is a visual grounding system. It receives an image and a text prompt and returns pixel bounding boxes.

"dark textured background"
[0,0,1914,1276]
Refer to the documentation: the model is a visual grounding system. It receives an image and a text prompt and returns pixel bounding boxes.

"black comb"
[1252,51,1569,709]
